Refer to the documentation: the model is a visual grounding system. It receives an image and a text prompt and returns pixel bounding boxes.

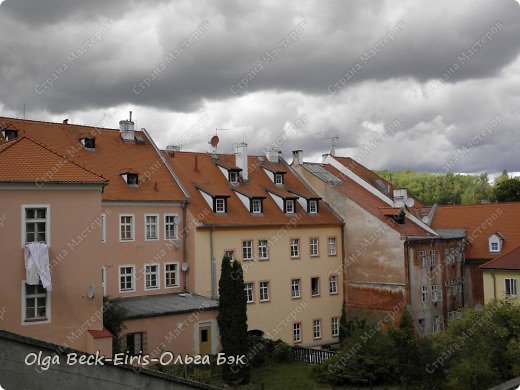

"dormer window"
[489,234,503,253]
[229,171,239,184]
[251,198,263,214]
[308,200,318,214]
[121,171,139,187]
[3,129,18,141]
[285,199,295,214]
[80,136,96,150]
[215,197,227,214]
[274,173,284,185]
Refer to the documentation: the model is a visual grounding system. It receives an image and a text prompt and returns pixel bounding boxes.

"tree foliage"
[103,298,128,354]
[492,178,520,202]
[217,256,250,385]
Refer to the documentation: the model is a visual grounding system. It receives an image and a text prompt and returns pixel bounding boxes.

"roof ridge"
[0,116,119,132]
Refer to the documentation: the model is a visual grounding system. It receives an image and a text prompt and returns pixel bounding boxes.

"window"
[258,240,268,260]
[274,173,284,185]
[313,319,322,339]
[310,238,319,257]
[331,317,339,337]
[245,283,254,303]
[127,173,139,186]
[4,129,18,140]
[429,250,436,266]
[431,284,439,302]
[329,275,338,294]
[291,279,301,299]
[229,171,239,184]
[23,206,49,245]
[328,237,337,256]
[419,251,426,267]
[242,240,253,260]
[164,263,179,288]
[164,214,178,239]
[285,199,295,214]
[489,235,502,253]
[144,264,159,290]
[23,283,49,322]
[432,316,443,334]
[101,213,107,243]
[293,322,301,342]
[490,242,499,252]
[215,198,226,214]
[126,332,147,356]
[418,318,425,332]
[119,266,135,292]
[308,200,318,214]
[505,278,518,296]
[82,137,96,149]
[444,248,451,264]
[290,239,300,258]
[251,198,262,214]
[421,285,428,303]
[145,215,159,240]
[259,282,270,302]
[119,215,134,241]
[311,277,320,296]
[224,250,235,260]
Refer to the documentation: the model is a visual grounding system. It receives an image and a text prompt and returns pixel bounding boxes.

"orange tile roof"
[309,162,433,237]
[0,117,187,202]
[0,136,107,184]
[164,151,342,227]
[480,245,520,270]
[431,203,520,259]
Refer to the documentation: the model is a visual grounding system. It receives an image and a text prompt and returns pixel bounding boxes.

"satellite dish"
[405,198,415,208]
[86,284,95,299]
[210,135,219,148]
[395,199,405,208]
[181,263,189,272]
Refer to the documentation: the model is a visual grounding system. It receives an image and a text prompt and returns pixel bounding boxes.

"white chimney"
[266,146,279,163]
[393,188,408,207]
[119,111,135,141]
[292,150,303,166]
[235,142,248,182]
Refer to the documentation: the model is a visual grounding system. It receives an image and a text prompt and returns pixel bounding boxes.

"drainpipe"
[210,226,217,299]
[340,223,346,307]
[491,271,497,300]
[182,202,188,292]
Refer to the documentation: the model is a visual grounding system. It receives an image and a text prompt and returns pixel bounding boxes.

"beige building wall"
[192,225,343,347]
[483,270,520,303]
[0,186,106,353]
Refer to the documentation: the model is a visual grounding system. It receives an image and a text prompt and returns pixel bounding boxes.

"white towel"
[24,242,52,291]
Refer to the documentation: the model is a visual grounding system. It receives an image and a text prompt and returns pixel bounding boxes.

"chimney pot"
[292,150,303,166]
[63,119,68,124]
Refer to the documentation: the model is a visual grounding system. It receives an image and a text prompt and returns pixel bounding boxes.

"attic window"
[274,173,284,185]
[285,199,295,214]
[80,137,96,150]
[489,234,503,253]
[251,198,263,214]
[229,171,239,184]
[308,200,318,214]
[214,197,227,214]
[121,172,139,186]
[4,129,18,141]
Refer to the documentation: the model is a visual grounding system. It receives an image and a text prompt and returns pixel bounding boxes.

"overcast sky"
[1,0,520,175]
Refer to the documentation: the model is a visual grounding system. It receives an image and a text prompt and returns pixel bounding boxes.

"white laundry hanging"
[24,242,52,291]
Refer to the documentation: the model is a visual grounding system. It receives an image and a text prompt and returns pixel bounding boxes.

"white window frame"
[328,237,337,256]
[291,279,301,299]
[329,275,338,294]
[313,319,322,339]
[310,238,319,257]
[290,239,300,258]
[21,204,51,248]
[505,278,518,296]
[331,317,339,337]
[144,214,159,241]
[164,262,180,288]
[242,240,253,260]
[489,235,502,253]
[421,285,429,303]
[433,316,444,333]
[119,265,136,293]
[285,199,295,214]
[293,322,301,342]
[258,240,269,260]
[164,214,179,240]
[311,277,320,297]
[429,250,436,266]
[245,282,254,303]
[259,282,270,302]
[419,250,427,267]
[215,198,226,214]
[229,171,239,184]
[119,214,135,242]
[309,200,318,214]
[431,284,439,302]
[274,173,283,185]
[101,213,107,243]
[21,281,51,325]
[252,198,262,214]
[144,263,160,290]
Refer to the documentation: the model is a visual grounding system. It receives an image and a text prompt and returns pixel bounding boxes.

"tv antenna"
[321,136,339,156]
[209,128,229,153]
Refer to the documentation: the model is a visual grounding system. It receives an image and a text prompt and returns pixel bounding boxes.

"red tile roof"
[480,246,520,270]
[431,203,520,259]
[308,162,433,237]
[0,117,187,202]
[87,328,113,338]
[164,151,342,227]
[0,136,107,184]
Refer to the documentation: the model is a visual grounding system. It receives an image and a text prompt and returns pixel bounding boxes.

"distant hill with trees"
[376,169,520,205]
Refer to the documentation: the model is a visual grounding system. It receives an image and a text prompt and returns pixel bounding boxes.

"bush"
[103,298,128,354]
